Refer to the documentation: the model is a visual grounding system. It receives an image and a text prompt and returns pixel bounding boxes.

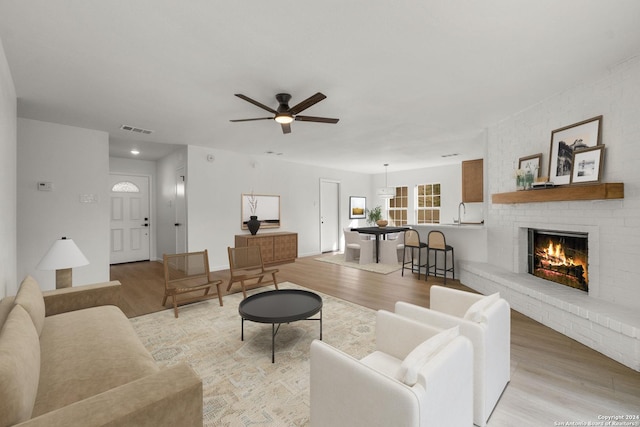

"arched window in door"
[111,181,140,193]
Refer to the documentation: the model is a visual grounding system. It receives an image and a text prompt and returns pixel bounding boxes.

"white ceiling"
[1,1,639,173]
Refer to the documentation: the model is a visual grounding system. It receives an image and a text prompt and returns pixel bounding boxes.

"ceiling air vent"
[120,124,153,135]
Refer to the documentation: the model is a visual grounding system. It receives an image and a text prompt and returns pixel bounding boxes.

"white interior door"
[175,168,187,254]
[109,174,150,264]
[320,179,340,253]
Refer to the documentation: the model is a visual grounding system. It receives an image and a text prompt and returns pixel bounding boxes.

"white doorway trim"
[320,179,341,253]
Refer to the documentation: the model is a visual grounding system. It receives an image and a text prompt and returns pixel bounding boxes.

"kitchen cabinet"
[462,159,483,202]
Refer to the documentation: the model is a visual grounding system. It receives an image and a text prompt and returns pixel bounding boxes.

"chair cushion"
[15,275,46,336]
[396,325,460,386]
[0,305,41,426]
[463,292,500,323]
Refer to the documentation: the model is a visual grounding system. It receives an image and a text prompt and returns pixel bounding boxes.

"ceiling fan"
[230,92,339,134]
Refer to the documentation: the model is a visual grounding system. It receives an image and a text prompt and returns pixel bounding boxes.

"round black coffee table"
[239,289,323,363]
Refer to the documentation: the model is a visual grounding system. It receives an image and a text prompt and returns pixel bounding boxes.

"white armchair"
[395,286,511,426]
[344,230,374,264]
[310,310,474,427]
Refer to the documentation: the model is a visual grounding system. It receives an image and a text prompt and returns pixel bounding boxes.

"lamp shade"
[377,187,395,198]
[37,237,89,270]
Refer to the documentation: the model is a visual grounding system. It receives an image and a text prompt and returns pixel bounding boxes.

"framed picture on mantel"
[571,145,605,184]
[548,115,602,185]
[518,153,542,177]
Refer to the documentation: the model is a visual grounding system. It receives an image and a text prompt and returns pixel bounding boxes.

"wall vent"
[120,124,153,135]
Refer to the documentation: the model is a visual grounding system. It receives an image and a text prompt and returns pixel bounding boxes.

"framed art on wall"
[349,196,366,219]
[548,115,602,185]
[241,194,281,229]
[571,145,605,184]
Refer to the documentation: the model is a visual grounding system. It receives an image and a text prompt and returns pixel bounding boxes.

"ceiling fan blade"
[288,92,326,115]
[230,117,273,122]
[295,115,339,124]
[234,94,277,114]
[281,123,291,134]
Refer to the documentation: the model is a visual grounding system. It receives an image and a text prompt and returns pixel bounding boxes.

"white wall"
[0,38,16,298]
[486,54,640,310]
[17,119,110,290]
[184,145,371,270]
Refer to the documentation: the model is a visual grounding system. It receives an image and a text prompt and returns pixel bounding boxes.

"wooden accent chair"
[162,249,223,318]
[227,246,279,298]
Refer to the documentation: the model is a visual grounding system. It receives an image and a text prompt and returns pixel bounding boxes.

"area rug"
[315,253,402,274]
[130,282,376,427]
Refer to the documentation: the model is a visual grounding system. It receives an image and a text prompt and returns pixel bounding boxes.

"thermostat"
[37,182,53,191]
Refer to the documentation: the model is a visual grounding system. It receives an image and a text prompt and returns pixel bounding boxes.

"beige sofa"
[0,276,203,427]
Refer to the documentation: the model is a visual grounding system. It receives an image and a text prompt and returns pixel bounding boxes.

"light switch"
[79,194,98,203]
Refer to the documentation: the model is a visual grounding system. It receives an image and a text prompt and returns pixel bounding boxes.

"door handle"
[174,223,181,226]
[142,223,149,227]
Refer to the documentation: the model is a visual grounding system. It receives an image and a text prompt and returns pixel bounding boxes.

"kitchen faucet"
[455,202,466,225]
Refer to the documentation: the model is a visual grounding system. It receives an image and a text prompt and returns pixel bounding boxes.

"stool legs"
[427,247,455,284]
[402,246,426,279]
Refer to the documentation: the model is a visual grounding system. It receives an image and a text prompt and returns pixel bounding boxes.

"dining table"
[350,226,410,263]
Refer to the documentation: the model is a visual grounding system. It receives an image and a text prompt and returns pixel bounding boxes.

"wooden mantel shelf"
[492,182,624,204]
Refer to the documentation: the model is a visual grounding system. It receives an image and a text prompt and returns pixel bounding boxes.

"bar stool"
[427,230,454,284]
[402,229,428,279]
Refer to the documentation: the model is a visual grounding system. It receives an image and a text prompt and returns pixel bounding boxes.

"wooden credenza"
[234,232,298,266]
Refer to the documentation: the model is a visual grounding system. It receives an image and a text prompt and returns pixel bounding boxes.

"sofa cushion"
[0,295,15,331]
[15,275,46,336]
[463,292,500,323]
[396,326,459,386]
[0,305,41,426]
[33,305,159,417]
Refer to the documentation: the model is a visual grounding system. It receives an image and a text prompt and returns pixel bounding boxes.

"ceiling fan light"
[274,114,294,124]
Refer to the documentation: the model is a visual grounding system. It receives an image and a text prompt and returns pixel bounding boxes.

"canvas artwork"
[349,196,366,219]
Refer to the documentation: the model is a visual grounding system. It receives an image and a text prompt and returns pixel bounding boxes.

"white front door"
[109,174,151,264]
[320,179,340,253]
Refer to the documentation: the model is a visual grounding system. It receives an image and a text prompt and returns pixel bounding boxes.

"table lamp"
[37,237,89,288]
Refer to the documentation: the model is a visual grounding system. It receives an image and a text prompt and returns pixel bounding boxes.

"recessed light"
[131,149,140,155]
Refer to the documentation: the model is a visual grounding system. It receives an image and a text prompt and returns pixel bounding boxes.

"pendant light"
[377,163,395,199]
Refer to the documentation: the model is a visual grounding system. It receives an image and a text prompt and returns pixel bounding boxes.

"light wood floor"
[111,254,640,424]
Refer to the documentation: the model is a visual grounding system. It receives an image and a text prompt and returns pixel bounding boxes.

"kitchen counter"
[409,224,488,272]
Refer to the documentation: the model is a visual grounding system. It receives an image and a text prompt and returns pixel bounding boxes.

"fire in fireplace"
[527,229,588,292]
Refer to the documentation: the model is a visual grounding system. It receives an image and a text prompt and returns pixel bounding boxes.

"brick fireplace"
[459,221,638,371]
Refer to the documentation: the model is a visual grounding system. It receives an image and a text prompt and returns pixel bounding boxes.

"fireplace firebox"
[527,229,588,292]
